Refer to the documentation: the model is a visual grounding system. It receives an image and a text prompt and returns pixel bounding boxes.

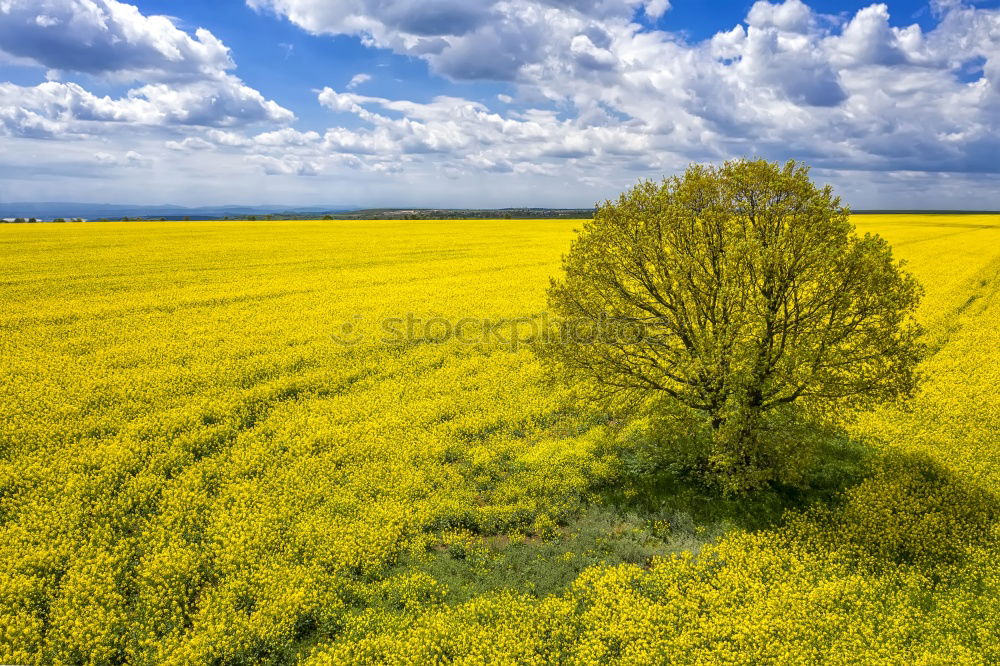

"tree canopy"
[541,159,925,491]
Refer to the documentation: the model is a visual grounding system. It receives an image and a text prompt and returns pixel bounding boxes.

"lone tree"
[541,159,924,491]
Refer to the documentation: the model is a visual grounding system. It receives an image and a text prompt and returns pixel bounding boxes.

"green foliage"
[542,159,925,491]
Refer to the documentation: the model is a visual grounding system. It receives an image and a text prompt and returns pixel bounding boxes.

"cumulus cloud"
[0,78,293,138]
[282,0,1000,178]
[247,0,662,80]
[643,0,670,20]
[0,0,293,136]
[0,0,233,81]
[131,78,294,126]
[254,128,322,146]
[830,4,926,67]
[241,0,1000,173]
[0,105,65,139]
[740,23,848,106]
[746,0,814,33]
[312,86,659,174]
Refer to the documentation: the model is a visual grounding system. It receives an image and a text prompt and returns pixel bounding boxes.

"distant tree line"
[318,208,598,220]
[1,208,600,222]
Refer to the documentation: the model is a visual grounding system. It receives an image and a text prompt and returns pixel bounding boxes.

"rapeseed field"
[1,215,999,664]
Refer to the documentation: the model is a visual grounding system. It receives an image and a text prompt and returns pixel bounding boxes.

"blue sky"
[1,0,999,209]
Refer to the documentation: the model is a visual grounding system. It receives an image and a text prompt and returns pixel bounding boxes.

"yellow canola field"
[1,215,999,664]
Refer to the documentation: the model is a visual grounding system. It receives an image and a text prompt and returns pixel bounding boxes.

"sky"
[0,0,999,209]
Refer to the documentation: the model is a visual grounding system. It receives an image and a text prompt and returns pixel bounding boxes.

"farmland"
[2,215,1000,664]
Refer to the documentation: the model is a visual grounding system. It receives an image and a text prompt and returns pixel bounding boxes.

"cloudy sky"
[1,0,998,209]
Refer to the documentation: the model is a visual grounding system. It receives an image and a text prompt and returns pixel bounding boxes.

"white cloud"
[247,154,321,176]
[247,0,661,80]
[570,33,618,71]
[746,0,814,33]
[0,0,292,137]
[292,1,1000,181]
[0,0,233,82]
[314,86,660,173]
[206,129,255,147]
[346,73,372,89]
[94,149,152,167]
[0,105,64,138]
[132,77,295,126]
[166,137,215,151]
[0,78,294,137]
[643,0,669,20]
[253,128,322,146]
[830,4,924,67]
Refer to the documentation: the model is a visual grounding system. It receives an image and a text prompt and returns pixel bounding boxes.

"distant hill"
[0,204,597,221]
[0,202,356,221]
[324,208,597,220]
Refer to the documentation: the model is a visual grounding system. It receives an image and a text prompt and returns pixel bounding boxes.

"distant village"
[2,217,87,223]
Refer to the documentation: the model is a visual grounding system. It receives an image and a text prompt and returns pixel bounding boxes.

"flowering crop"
[1,215,999,664]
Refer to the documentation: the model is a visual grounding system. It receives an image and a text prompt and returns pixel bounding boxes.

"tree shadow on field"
[597,416,999,573]
[595,417,873,534]
[392,412,998,611]
[785,449,999,572]
[399,417,881,605]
